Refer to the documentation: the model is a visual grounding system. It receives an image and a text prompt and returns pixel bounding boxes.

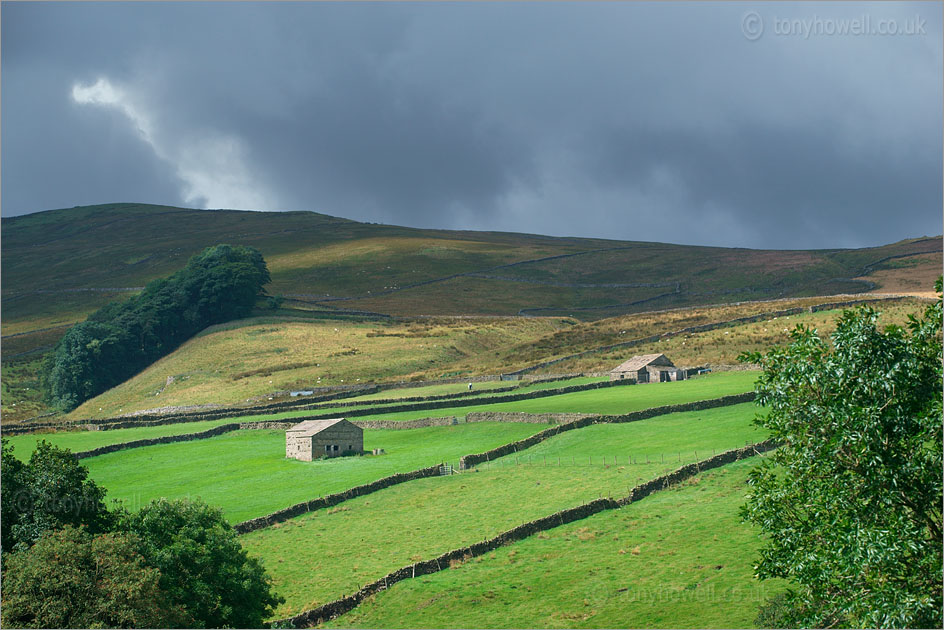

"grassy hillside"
[325,457,784,629]
[65,316,569,419]
[55,297,918,420]
[3,203,937,423]
[243,404,766,618]
[4,204,939,336]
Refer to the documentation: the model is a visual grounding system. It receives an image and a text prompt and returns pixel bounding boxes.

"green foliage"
[0,525,187,629]
[117,498,284,629]
[0,439,112,553]
[41,244,270,410]
[740,280,943,628]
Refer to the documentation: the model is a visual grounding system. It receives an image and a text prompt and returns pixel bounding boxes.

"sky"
[2,1,941,249]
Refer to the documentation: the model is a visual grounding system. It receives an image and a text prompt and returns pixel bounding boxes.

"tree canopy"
[117,498,284,628]
[1,439,113,553]
[741,282,943,628]
[42,244,270,410]
[0,526,187,629]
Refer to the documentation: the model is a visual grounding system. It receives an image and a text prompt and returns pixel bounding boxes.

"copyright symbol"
[13,490,31,512]
[742,11,764,41]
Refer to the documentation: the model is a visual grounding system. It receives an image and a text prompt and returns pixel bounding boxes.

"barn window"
[334,445,339,452]
[325,445,330,453]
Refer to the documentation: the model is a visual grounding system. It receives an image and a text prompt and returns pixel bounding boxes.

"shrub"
[0,526,187,629]
[118,498,283,628]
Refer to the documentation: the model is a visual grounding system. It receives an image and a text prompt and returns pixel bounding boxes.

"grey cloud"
[2,1,940,248]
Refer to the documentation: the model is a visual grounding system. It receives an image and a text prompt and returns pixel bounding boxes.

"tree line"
[42,244,271,411]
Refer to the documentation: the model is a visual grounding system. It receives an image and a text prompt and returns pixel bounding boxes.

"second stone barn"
[286,418,363,461]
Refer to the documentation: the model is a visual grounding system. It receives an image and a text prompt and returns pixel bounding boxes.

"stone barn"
[286,418,363,462]
[609,353,686,384]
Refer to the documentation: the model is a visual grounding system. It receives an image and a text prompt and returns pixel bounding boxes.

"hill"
[3,203,940,337]
[2,203,939,422]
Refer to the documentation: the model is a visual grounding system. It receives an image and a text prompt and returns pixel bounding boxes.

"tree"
[740,282,943,628]
[42,244,271,410]
[0,526,187,629]
[1,439,113,553]
[118,498,283,628]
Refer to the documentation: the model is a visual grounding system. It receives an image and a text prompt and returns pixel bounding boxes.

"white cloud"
[70,77,277,210]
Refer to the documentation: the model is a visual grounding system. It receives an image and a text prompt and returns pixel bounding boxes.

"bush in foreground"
[1,526,187,629]
[118,498,284,628]
[741,281,943,628]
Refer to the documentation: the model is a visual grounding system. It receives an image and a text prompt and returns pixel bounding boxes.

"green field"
[82,423,547,523]
[4,372,749,466]
[323,457,786,629]
[242,403,768,617]
[306,372,759,423]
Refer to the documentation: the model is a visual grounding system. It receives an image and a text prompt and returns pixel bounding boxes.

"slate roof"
[610,354,673,373]
[287,418,351,437]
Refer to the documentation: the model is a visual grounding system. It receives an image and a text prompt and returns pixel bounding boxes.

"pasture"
[81,423,546,523]
[324,458,787,629]
[241,403,767,617]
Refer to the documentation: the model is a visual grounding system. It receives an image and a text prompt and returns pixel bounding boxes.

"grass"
[81,423,547,523]
[323,457,786,629]
[241,403,768,618]
[66,317,570,419]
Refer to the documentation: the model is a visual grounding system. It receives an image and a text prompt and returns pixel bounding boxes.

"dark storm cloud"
[2,1,940,248]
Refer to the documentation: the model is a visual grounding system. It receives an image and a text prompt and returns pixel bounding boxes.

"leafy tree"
[118,498,284,628]
[1,439,27,553]
[42,244,271,410]
[1,439,113,553]
[741,282,943,628]
[1,526,187,629]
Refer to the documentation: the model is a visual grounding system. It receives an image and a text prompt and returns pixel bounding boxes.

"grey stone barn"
[286,418,363,462]
[609,353,686,384]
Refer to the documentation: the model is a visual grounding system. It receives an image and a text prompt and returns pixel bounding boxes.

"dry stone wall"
[272,440,777,628]
[233,465,442,534]
[72,423,241,459]
[465,412,593,425]
[351,417,458,430]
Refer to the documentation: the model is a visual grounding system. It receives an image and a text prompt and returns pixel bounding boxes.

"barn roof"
[610,354,673,373]
[287,418,354,437]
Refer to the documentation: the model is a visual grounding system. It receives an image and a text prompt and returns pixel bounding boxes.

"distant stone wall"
[465,412,592,425]
[508,295,918,375]
[272,440,777,628]
[459,392,755,469]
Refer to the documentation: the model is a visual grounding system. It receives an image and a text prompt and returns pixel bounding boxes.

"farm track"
[274,440,777,628]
